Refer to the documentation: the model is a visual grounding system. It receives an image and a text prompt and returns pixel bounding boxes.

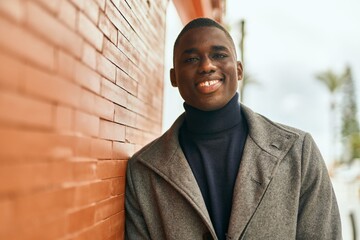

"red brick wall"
[0,0,167,239]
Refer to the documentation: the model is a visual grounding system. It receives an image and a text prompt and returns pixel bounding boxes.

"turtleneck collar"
[183,93,242,134]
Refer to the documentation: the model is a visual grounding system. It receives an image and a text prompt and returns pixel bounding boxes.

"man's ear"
[170,68,178,87]
[237,61,244,81]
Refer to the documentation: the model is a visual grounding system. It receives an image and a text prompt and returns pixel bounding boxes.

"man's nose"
[198,57,216,74]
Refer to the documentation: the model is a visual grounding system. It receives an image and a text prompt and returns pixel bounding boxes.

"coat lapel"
[227,105,298,239]
[227,137,279,238]
[138,114,217,237]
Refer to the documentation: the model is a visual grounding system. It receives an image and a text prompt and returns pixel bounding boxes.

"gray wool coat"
[125,104,342,240]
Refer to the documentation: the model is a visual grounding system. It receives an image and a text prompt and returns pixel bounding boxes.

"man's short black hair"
[173,18,236,61]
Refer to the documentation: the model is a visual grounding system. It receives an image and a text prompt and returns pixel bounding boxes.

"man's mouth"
[196,79,223,93]
[198,80,220,87]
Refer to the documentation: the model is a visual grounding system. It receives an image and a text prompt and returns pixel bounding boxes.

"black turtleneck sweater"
[179,93,248,240]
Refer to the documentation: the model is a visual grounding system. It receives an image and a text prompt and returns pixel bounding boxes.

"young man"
[125,18,342,240]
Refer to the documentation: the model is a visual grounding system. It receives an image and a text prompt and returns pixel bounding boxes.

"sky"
[162,0,360,165]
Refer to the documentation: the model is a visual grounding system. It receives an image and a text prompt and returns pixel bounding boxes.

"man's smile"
[195,78,223,94]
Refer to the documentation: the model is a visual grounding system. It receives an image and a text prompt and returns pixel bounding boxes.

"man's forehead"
[179,26,228,41]
[175,27,234,51]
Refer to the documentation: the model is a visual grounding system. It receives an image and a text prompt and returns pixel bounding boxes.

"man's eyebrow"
[212,45,229,51]
[182,48,197,55]
[181,45,230,55]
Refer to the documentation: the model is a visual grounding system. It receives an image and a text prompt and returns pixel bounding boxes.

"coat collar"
[137,104,299,239]
[135,114,217,236]
[227,105,299,239]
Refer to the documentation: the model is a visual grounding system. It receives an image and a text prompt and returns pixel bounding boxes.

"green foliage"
[315,69,348,94]
[315,66,360,163]
[340,67,360,163]
[350,133,360,160]
[341,66,359,138]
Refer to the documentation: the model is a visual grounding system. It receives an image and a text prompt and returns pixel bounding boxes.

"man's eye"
[184,57,199,63]
[213,53,227,59]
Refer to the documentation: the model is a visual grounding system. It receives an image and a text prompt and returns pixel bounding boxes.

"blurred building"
[332,161,360,240]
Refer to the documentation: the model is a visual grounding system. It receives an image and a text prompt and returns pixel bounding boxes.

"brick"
[143,131,158,146]
[105,0,132,38]
[109,211,124,239]
[74,181,111,207]
[98,12,117,44]
[97,160,127,179]
[136,114,158,132]
[95,195,122,221]
[116,1,139,40]
[97,53,116,82]
[57,50,76,81]
[102,38,129,72]
[110,0,120,7]
[0,128,75,161]
[0,91,53,129]
[112,142,134,160]
[116,68,137,96]
[72,219,111,240]
[127,93,147,115]
[148,104,162,122]
[0,0,25,23]
[69,0,84,9]
[0,162,74,193]
[33,0,61,13]
[72,160,97,182]
[101,78,127,107]
[78,12,103,51]
[79,88,95,114]
[118,33,139,65]
[14,187,75,228]
[0,163,48,193]
[125,126,144,145]
[67,205,96,234]
[0,17,55,70]
[50,161,74,184]
[0,52,23,90]
[124,0,133,8]
[0,198,13,235]
[122,57,140,82]
[72,135,92,158]
[94,0,106,11]
[26,1,83,58]
[75,61,101,93]
[114,105,136,127]
[54,105,74,132]
[11,215,67,240]
[138,83,158,105]
[82,42,97,70]
[23,66,82,107]
[74,110,100,137]
[109,177,125,196]
[99,119,125,141]
[90,180,113,203]
[110,177,125,196]
[90,138,112,159]
[110,206,125,233]
[93,94,114,121]
[83,0,99,24]
[58,0,77,29]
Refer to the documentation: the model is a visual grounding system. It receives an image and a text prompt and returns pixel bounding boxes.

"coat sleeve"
[125,159,151,240]
[296,133,342,240]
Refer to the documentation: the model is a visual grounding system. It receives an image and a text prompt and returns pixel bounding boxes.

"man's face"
[170,26,243,111]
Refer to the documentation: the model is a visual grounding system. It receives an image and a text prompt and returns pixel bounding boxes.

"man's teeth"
[199,80,219,87]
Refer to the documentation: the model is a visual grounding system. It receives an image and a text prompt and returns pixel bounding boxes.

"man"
[125,18,342,240]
